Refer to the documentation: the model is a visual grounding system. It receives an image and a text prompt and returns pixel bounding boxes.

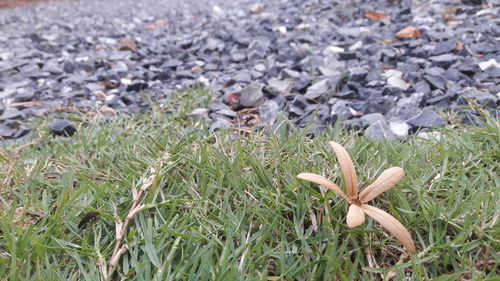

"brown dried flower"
[297,141,416,253]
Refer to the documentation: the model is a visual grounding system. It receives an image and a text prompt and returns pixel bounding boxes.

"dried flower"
[297,141,416,253]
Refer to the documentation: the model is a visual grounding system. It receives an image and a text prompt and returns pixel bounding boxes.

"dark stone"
[50,119,77,137]
[398,92,427,107]
[407,109,446,128]
[334,90,358,100]
[353,99,390,115]
[349,68,368,83]
[430,39,458,56]
[423,74,447,90]
[457,88,498,108]
[63,61,75,73]
[429,54,460,69]
[386,105,422,121]
[126,80,149,92]
[338,52,357,60]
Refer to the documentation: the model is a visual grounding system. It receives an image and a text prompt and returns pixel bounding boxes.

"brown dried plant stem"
[101,152,170,280]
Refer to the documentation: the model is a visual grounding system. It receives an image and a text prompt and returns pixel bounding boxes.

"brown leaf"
[383,39,396,45]
[365,11,390,20]
[155,20,169,26]
[347,204,365,228]
[118,38,137,52]
[13,207,45,227]
[329,141,358,198]
[455,40,463,52]
[395,26,420,39]
[95,90,107,99]
[359,167,404,203]
[362,204,416,253]
[144,25,157,30]
[297,173,351,203]
[99,105,117,116]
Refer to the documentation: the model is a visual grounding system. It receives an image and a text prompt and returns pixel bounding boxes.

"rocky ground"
[0,0,498,142]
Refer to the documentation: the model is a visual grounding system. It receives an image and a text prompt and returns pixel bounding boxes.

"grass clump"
[0,89,498,280]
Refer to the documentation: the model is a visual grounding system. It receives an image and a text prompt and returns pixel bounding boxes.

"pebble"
[0,0,497,142]
[50,119,77,137]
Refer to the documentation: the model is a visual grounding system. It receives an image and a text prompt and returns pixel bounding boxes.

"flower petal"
[346,204,365,228]
[359,167,404,203]
[362,204,416,253]
[297,173,351,202]
[329,141,358,198]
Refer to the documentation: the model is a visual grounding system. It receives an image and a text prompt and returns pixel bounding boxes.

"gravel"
[0,0,498,141]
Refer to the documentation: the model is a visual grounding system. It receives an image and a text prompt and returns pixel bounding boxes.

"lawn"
[0,89,498,280]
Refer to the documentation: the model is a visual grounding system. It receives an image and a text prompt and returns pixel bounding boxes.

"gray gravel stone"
[364,121,398,142]
[305,79,332,101]
[407,109,446,129]
[0,108,23,120]
[240,82,264,108]
[259,99,280,125]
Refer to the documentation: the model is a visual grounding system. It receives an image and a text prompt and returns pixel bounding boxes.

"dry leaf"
[455,40,463,52]
[362,204,416,253]
[359,167,404,203]
[347,204,365,228]
[144,25,157,30]
[442,13,456,22]
[395,26,420,39]
[329,141,358,198]
[99,106,117,116]
[13,207,45,227]
[191,66,203,73]
[366,11,390,20]
[118,38,137,52]
[154,20,169,26]
[95,90,107,99]
[383,39,396,45]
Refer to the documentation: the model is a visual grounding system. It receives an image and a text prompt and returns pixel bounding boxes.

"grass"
[0,88,499,280]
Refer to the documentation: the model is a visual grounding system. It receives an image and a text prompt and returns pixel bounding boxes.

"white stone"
[389,121,410,139]
[478,59,500,71]
[349,41,363,51]
[387,76,410,90]
[417,131,443,141]
[383,69,403,79]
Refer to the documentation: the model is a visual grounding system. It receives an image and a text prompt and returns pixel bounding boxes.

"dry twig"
[100,152,170,280]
